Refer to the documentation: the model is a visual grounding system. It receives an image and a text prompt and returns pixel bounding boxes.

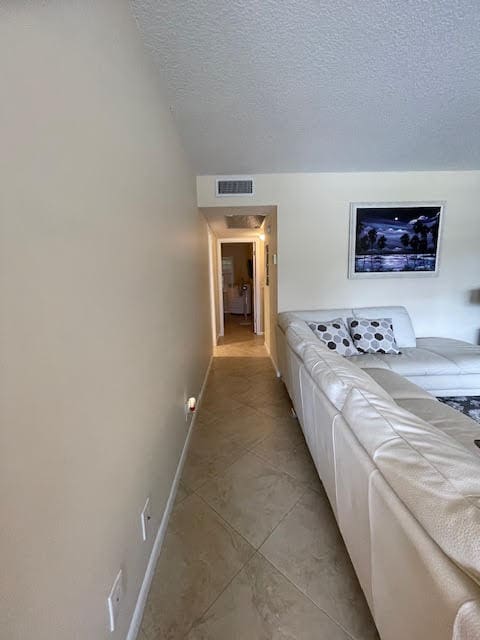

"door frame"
[217,237,261,337]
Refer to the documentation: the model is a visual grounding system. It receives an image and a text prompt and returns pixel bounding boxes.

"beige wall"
[208,228,221,342]
[263,213,279,367]
[0,3,211,639]
[198,172,480,343]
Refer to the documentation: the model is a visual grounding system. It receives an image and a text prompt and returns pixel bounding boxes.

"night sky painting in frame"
[348,201,445,278]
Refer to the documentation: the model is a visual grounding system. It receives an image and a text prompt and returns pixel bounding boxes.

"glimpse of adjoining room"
[201,205,279,360]
[221,242,254,334]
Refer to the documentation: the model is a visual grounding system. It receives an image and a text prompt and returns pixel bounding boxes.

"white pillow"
[348,317,400,354]
[308,318,359,357]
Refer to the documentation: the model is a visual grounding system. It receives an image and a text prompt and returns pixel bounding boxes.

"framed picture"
[348,201,445,279]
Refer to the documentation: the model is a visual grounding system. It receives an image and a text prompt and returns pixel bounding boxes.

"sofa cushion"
[395,397,480,456]
[302,342,391,411]
[342,387,480,586]
[348,317,400,354]
[416,338,480,373]
[351,306,416,348]
[366,368,435,400]
[350,346,461,376]
[308,318,359,357]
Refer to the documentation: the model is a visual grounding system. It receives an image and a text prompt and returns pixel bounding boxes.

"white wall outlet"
[107,569,123,633]
[140,497,151,542]
[185,396,196,421]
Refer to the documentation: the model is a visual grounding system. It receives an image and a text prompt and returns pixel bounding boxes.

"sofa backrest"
[278,305,416,348]
[285,322,318,357]
[302,341,391,410]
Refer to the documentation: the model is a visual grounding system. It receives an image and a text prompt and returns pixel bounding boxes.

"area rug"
[438,396,480,424]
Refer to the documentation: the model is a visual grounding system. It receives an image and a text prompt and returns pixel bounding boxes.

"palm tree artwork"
[352,204,442,275]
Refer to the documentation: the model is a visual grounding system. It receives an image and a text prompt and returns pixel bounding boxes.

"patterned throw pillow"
[308,318,359,357]
[347,318,401,354]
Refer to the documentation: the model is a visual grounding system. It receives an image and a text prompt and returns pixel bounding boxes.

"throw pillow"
[347,318,401,354]
[308,318,359,357]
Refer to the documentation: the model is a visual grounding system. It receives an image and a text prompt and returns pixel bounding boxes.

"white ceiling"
[201,206,274,239]
[131,0,480,174]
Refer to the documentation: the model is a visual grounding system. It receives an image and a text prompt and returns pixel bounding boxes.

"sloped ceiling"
[131,0,480,174]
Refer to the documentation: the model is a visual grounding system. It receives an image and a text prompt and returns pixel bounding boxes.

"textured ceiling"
[131,0,480,174]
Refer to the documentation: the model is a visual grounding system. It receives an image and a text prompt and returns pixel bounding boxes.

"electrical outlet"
[140,497,151,542]
[107,570,123,632]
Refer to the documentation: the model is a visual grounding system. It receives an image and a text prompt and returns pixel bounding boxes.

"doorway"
[218,238,260,338]
[221,242,255,337]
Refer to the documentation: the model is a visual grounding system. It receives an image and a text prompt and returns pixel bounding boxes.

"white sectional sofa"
[277,307,480,640]
[278,306,480,396]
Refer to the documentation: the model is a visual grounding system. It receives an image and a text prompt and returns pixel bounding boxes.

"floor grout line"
[256,552,360,640]
[147,329,377,640]
[180,495,258,639]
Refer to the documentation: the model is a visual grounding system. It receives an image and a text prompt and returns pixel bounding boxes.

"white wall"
[0,3,211,639]
[198,172,480,343]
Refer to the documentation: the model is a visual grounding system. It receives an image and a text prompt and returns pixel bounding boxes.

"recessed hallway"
[139,330,379,640]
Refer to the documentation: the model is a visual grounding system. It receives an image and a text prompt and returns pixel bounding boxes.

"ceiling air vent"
[215,177,254,197]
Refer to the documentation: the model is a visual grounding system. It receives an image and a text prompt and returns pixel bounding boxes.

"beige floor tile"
[186,553,351,640]
[200,393,247,419]
[260,489,379,640]
[194,406,218,426]
[210,359,274,380]
[140,494,254,640]
[251,427,319,485]
[208,410,278,449]
[142,321,377,640]
[254,397,293,418]
[182,408,277,491]
[205,373,253,396]
[181,426,248,491]
[174,480,191,505]
[197,452,306,548]
[309,471,325,494]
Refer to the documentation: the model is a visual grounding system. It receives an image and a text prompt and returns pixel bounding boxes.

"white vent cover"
[215,176,254,197]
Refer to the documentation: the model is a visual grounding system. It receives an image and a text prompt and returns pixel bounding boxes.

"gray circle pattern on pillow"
[347,318,400,354]
[308,318,359,357]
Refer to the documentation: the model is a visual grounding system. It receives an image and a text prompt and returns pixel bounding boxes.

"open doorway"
[221,241,255,337]
[217,237,261,338]
[201,205,277,365]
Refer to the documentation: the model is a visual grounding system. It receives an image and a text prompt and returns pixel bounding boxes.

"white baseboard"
[265,342,281,378]
[126,356,213,640]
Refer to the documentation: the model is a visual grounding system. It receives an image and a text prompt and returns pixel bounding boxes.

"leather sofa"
[278,306,480,396]
[276,307,480,640]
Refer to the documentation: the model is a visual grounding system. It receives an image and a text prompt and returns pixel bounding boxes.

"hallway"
[139,331,379,639]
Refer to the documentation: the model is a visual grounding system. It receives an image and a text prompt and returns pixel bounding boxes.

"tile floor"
[139,317,379,640]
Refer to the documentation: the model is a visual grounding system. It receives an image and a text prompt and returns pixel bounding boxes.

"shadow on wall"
[469,289,480,305]
[468,289,480,344]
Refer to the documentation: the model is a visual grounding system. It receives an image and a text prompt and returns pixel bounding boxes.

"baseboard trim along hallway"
[136,320,379,639]
[126,356,213,640]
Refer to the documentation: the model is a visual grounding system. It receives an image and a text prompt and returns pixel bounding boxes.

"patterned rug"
[438,396,480,424]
